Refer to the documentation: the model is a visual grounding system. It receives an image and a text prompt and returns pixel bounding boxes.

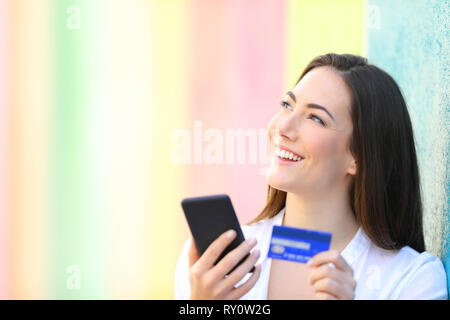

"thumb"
[188,237,200,268]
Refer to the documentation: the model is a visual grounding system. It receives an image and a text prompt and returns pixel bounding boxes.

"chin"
[266,170,294,193]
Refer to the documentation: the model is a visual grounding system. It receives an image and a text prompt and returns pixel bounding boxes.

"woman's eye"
[279,101,325,127]
[280,101,293,111]
[308,114,325,126]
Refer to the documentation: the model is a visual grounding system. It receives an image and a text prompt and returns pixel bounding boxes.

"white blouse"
[174,208,448,299]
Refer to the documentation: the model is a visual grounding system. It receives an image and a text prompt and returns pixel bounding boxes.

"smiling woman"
[174,53,448,300]
[261,53,424,252]
[248,53,446,299]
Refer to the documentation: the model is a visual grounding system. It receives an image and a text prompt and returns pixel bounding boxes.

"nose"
[276,113,298,143]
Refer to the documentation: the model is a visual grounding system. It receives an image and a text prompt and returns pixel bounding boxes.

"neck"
[283,190,359,252]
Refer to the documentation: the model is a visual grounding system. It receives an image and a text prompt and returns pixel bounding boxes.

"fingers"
[188,231,261,300]
[209,250,261,300]
[312,277,354,300]
[315,292,338,300]
[228,263,262,300]
[309,263,355,287]
[188,238,200,268]
[307,250,356,300]
[212,237,258,279]
[307,250,353,275]
[213,246,261,293]
[195,229,237,273]
[211,238,261,299]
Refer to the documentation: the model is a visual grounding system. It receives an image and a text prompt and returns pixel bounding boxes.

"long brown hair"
[251,53,425,252]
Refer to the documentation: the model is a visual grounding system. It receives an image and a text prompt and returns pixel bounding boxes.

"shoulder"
[381,246,447,299]
[353,230,448,300]
[394,246,446,279]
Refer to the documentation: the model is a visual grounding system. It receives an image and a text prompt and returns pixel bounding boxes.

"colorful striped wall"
[0,0,446,299]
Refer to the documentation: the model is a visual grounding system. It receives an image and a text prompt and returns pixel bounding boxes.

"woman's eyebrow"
[285,91,335,122]
[286,90,297,103]
[307,103,335,122]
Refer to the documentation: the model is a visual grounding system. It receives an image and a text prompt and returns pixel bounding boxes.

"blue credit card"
[268,225,332,263]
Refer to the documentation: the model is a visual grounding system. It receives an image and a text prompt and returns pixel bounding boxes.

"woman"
[174,53,448,299]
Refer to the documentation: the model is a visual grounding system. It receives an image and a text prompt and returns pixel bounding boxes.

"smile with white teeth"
[275,146,303,162]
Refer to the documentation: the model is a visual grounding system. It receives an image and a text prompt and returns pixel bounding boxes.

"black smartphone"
[181,194,255,274]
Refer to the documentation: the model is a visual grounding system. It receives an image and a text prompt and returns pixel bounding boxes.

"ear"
[347,159,357,176]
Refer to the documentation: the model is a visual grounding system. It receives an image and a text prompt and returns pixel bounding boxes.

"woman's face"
[266,66,357,196]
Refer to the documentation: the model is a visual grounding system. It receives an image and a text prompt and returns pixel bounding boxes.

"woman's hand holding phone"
[188,229,262,300]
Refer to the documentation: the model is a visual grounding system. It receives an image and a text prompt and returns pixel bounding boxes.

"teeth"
[275,146,302,161]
